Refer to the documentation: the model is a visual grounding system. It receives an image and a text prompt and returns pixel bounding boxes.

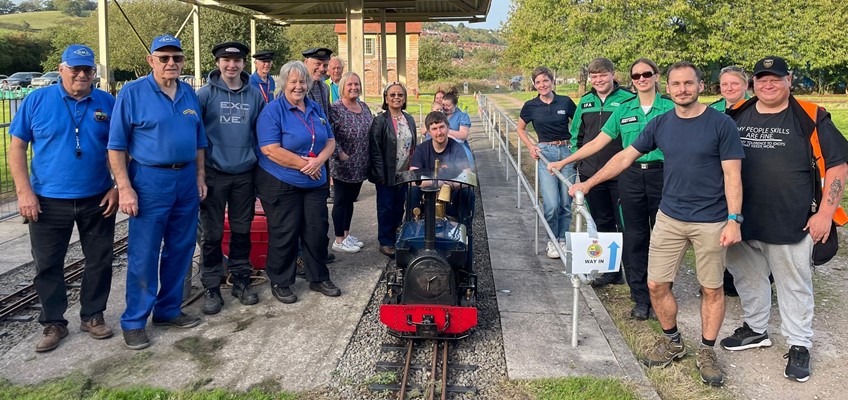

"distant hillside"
[0,11,86,33]
[422,21,505,45]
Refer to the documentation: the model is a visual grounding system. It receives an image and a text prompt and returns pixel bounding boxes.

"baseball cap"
[150,34,182,53]
[62,44,95,68]
[753,56,790,77]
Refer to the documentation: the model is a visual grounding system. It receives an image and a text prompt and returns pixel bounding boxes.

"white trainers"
[332,239,360,253]
[345,235,364,248]
[546,241,560,259]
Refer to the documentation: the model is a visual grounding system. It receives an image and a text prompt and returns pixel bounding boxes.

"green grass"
[0,11,86,33]
[0,373,300,400]
[503,376,640,400]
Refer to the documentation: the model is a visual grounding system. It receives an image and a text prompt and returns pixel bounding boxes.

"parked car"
[30,71,60,88]
[1,72,42,89]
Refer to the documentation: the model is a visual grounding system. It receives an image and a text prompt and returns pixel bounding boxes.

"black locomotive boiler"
[379,164,479,339]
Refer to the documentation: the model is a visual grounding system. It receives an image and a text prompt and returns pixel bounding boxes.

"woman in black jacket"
[368,83,417,257]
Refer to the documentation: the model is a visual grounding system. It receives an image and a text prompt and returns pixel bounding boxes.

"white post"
[348,0,364,101]
[192,6,201,88]
[97,0,110,90]
[396,22,406,85]
[379,9,388,87]
[250,18,257,74]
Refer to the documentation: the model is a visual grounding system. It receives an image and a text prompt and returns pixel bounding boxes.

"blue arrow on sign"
[607,241,620,271]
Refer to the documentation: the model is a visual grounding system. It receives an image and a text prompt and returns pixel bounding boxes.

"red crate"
[222,199,268,270]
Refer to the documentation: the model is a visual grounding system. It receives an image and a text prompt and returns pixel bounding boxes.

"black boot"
[202,287,224,315]
[231,275,259,305]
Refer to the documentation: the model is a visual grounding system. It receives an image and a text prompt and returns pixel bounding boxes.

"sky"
[454,1,511,31]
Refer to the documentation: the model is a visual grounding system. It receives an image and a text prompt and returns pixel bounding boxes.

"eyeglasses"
[155,55,185,63]
[68,66,96,76]
[630,71,655,80]
[388,93,405,98]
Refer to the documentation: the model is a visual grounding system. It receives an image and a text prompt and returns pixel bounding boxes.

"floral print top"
[329,100,373,183]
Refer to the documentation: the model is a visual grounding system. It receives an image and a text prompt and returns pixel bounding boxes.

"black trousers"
[581,174,626,279]
[331,180,364,238]
[256,168,330,287]
[30,192,116,326]
[198,167,255,289]
[618,166,663,306]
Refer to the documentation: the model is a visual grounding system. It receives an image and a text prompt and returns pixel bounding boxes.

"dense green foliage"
[503,0,848,92]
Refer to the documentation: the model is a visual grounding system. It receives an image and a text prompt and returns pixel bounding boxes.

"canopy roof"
[182,0,493,24]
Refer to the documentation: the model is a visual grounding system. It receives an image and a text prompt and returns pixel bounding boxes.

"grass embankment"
[0,10,85,33]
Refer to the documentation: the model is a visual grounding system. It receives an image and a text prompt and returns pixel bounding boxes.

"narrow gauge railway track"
[369,339,477,399]
[0,236,130,321]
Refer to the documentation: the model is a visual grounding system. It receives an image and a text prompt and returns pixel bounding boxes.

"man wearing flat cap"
[196,41,265,315]
[108,34,207,350]
[723,56,848,382]
[250,50,275,103]
[9,44,117,352]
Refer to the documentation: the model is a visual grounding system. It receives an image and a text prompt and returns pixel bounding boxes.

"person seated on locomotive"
[409,111,475,228]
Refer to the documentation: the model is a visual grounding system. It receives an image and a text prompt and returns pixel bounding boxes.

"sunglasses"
[630,71,655,80]
[388,93,405,98]
[68,66,96,76]
[155,55,185,63]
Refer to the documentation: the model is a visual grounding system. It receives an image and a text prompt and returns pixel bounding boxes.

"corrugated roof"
[182,0,492,24]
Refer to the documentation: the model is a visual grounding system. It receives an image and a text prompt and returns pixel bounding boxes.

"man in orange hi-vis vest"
[723,56,848,383]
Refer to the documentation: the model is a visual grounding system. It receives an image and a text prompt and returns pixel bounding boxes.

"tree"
[0,0,16,14]
[16,0,44,12]
[418,37,455,81]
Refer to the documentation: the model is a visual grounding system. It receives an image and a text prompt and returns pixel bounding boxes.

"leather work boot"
[35,324,69,352]
[231,275,259,305]
[79,315,114,339]
[202,287,224,315]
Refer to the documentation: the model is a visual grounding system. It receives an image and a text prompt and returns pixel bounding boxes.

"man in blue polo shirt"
[10,44,117,353]
[108,34,208,350]
[250,50,275,103]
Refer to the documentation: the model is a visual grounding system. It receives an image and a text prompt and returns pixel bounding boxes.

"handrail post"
[517,130,522,209]
[504,116,510,181]
[534,158,540,255]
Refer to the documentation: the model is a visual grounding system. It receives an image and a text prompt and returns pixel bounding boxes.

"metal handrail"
[475,92,600,348]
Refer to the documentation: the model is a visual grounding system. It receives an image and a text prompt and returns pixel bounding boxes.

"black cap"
[212,41,249,59]
[753,56,790,77]
[302,47,333,61]
[252,50,275,61]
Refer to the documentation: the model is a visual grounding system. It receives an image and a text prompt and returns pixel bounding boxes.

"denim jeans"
[538,143,575,241]
[30,192,115,326]
[376,182,407,247]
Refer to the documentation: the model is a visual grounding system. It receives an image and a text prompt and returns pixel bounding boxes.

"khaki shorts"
[647,210,727,288]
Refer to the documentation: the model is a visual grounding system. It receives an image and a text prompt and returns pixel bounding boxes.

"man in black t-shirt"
[570,62,745,387]
[722,56,848,383]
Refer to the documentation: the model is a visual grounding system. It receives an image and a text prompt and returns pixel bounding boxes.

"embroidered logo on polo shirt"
[620,116,638,125]
[582,102,595,109]
[183,109,197,116]
[557,110,567,115]
[94,109,108,121]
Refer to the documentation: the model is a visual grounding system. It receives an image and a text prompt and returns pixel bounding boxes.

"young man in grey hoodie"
[197,41,266,314]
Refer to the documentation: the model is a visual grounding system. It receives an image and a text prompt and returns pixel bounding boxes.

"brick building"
[334,22,421,98]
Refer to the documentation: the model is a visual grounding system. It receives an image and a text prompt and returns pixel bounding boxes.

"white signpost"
[568,232,623,275]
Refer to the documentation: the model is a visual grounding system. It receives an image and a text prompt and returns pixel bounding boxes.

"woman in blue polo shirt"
[255,61,340,304]
[516,66,577,259]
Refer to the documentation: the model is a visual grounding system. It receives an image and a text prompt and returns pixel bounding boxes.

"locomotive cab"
[380,162,479,339]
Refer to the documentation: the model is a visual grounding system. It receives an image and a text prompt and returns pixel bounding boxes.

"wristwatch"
[728,214,744,224]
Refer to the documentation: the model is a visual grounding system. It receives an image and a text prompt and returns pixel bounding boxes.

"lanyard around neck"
[61,96,91,159]
[294,110,317,157]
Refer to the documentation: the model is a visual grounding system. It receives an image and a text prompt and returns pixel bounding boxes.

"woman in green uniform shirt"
[548,58,673,321]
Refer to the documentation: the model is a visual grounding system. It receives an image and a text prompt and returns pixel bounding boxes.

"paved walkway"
[0,115,658,399]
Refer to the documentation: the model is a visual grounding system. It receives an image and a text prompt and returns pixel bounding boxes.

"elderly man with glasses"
[9,44,117,353]
[108,34,208,350]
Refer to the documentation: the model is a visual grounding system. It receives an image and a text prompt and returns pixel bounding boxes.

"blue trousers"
[121,162,199,330]
[538,144,575,241]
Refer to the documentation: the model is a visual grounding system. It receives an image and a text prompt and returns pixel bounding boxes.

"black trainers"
[271,284,298,304]
[152,312,201,329]
[696,347,725,386]
[231,275,259,305]
[310,280,342,297]
[630,303,650,321]
[720,322,772,351]
[123,329,150,350]
[202,288,224,315]
[784,345,811,382]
